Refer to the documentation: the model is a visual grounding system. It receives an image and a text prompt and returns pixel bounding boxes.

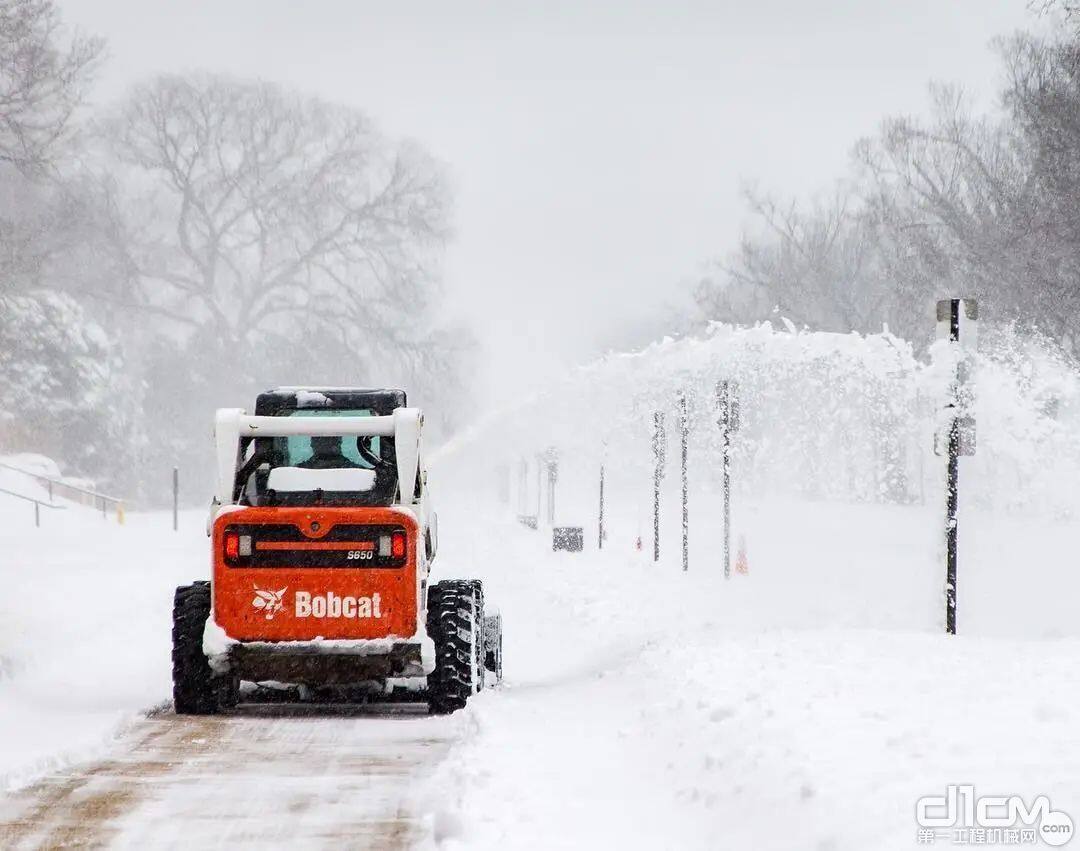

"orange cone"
[735,536,749,575]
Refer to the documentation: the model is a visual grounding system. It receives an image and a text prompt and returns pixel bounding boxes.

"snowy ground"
[0,464,204,788]
[2,458,1079,849]
[431,474,1080,851]
[436,504,1080,850]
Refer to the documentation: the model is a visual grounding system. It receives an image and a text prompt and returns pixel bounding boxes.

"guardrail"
[0,484,66,527]
[0,460,125,523]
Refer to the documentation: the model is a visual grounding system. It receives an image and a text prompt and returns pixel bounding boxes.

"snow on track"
[0,705,453,849]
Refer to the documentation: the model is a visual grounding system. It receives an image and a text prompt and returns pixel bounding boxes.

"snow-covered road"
[0,706,452,849]
[3,460,1080,849]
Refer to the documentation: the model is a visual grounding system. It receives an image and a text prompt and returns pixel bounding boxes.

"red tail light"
[391,531,406,558]
[224,533,239,559]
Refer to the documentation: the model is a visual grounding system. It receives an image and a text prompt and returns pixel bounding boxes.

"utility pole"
[652,412,665,562]
[936,298,978,635]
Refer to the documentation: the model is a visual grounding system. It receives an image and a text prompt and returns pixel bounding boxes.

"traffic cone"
[735,536,749,575]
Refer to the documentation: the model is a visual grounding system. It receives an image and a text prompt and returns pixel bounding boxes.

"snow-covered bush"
[0,292,139,490]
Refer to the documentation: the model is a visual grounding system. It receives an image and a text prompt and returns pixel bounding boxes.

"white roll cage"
[213,407,425,508]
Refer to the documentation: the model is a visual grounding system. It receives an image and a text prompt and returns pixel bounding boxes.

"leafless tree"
[0,0,103,176]
[854,85,1034,332]
[695,183,891,335]
[1029,0,1080,22]
[95,73,454,378]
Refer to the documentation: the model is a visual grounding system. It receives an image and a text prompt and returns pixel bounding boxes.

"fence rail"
[0,460,125,522]
[0,484,65,527]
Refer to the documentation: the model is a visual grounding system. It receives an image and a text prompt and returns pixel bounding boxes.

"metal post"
[34,501,40,527]
[680,394,689,573]
[598,464,605,549]
[945,301,960,636]
[173,467,179,532]
[946,413,959,635]
[718,381,732,579]
[652,412,665,562]
[937,297,977,635]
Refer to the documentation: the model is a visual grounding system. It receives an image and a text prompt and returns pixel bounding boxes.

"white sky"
[62,1,1037,395]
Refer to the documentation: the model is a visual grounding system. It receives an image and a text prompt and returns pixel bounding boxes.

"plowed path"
[0,705,450,850]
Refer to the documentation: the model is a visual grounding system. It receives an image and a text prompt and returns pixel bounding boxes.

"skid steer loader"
[171,387,502,715]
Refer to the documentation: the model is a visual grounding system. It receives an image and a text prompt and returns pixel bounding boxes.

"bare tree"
[854,85,1033,331]
[95,74,453,375]
[696,184,890,334]
[699,82,1044,349]
[101,75,451,358]
[0,0,103,175]
[0,0,104,295]
[71,73,467,492]
[1029,0,1080,22]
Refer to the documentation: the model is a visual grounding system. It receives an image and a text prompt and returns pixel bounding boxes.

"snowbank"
[428,497,1080,851]
[0,482,205,789]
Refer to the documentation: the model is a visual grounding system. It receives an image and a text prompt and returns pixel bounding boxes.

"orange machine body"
[212,506,420,642]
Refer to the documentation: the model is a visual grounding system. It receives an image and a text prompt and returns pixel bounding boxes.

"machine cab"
[207,387,436,644]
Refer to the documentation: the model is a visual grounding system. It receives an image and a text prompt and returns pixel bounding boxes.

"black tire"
[466,580,486,692]
[427,580,484,715]
[483,612,503,684]
[172,581,223,715]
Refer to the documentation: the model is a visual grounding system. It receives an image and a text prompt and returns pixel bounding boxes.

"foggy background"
[60,0,1035,388]
[1,0,1073,504]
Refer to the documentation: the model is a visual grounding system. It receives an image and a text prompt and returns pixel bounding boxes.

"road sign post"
[936,298,978,635]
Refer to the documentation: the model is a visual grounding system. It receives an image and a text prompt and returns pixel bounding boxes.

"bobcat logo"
[252,585,287,620]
